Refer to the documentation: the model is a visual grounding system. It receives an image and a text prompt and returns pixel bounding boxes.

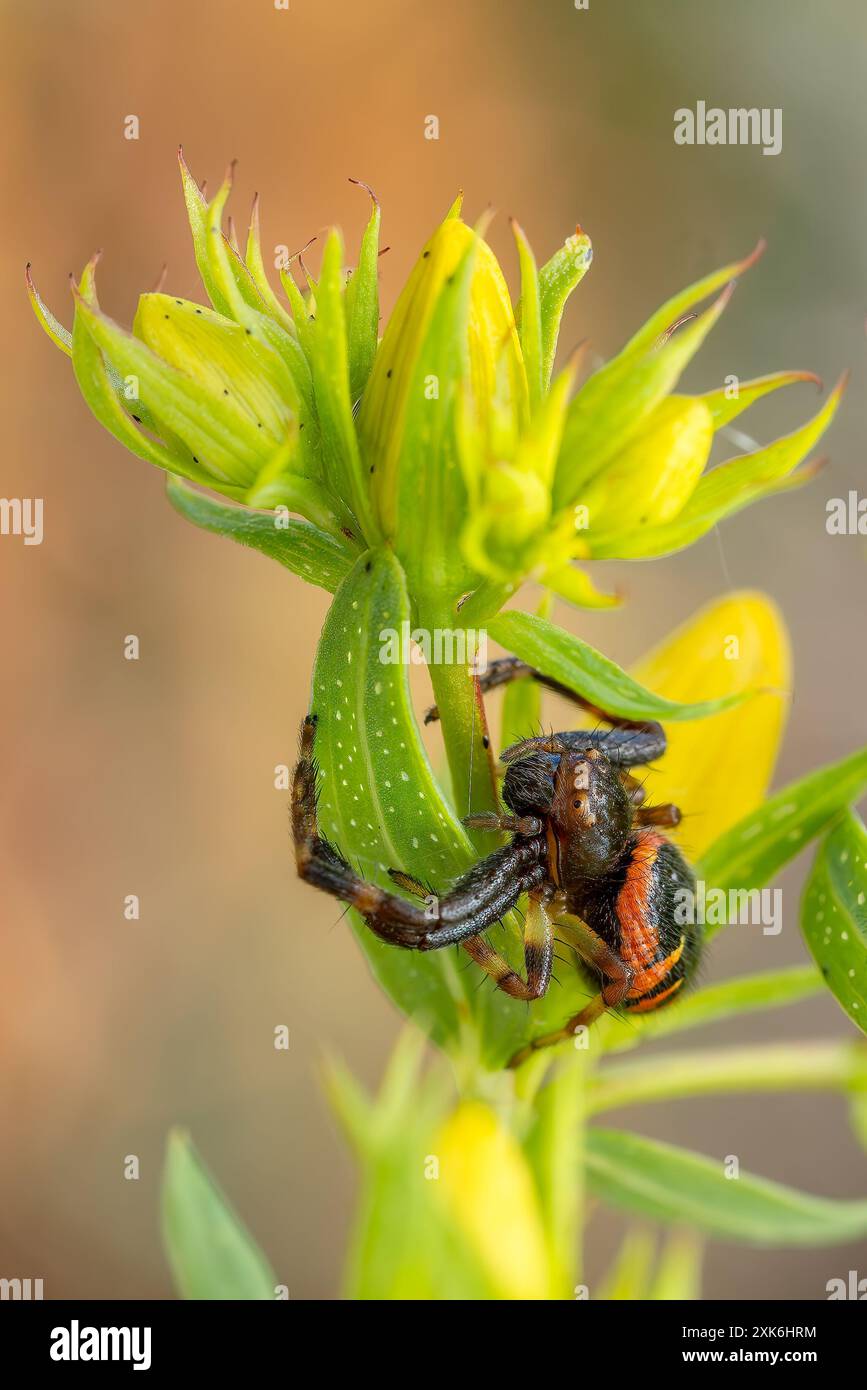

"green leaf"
[801,810,867,1036]
[698,745,867,924]
[310,550,581,1068]
[166,478,356,592]
[537,228,593,389]
[599,964,823,1054]
[487,610,750,722]
[586,1129,867,1246]
[161,1129,275,1299]
[589,1039,867,1114]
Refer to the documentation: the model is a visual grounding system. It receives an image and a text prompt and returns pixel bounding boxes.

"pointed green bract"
[244,196,298,336]
[307,229,376,540]
[554,285,734,509]
[802,811,867,1037]
[623,240,764,356]
[513,220,542,410]
[698,369,822,428]
[537,228,592,388]
[345,183,381,402]
[26,264,72,355]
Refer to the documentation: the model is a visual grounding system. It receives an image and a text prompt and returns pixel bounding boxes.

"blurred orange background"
[2,0,866,1298]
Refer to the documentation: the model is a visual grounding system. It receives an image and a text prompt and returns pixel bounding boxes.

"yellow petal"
[581,395,714,537]
[435,1101,552,1299]
[630,591,790,856]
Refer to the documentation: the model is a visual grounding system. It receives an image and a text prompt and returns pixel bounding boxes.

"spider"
[292,656,702,1068]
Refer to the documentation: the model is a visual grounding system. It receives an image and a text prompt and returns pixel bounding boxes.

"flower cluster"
[29,153,842,619]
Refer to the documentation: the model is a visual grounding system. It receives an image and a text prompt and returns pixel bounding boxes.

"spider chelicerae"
[292,656,701,1068]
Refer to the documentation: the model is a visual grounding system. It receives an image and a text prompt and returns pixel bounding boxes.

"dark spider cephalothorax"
[292,657,701,1068]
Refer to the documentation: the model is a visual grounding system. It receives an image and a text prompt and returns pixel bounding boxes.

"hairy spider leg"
[389,863,555,1002]
[425,655,667,768]
[292,715,547,952]
[507,909,635,1068]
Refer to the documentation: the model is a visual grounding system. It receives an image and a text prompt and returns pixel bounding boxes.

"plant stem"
[423,614,500,840]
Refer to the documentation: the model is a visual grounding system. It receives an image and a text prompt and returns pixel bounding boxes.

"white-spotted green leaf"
[309,551,592,1068]
[801,810,867,1036]
[586,1129,867,1245]
[487,610,751,722]
[698,746,867,932]
[161,1130,275,1300]
[309,550,475,1048]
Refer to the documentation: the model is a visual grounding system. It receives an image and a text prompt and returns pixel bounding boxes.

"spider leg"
[463,811,544,836]
[461,887,554,1001]
[430,657,666,769]
[621,770,647,806]
[635,801,682,828]
[293,715,547,951]
[507,907,634,1067]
